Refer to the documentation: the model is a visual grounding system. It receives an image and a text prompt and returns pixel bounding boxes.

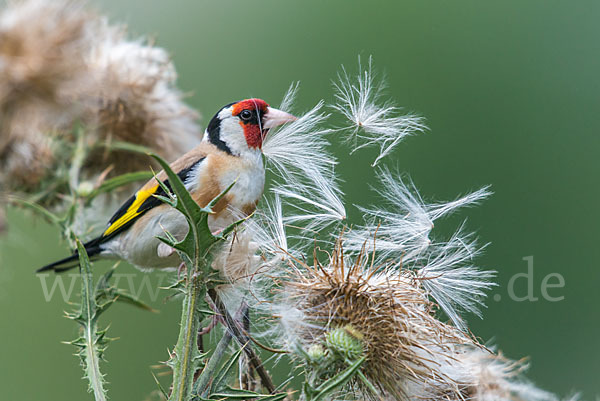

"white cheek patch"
[219,117,248,156]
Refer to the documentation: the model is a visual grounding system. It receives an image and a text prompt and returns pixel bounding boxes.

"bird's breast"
[220,154,265,209]
[196,152,265,227]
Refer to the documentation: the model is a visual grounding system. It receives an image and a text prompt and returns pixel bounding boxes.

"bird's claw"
[157,242,175,258]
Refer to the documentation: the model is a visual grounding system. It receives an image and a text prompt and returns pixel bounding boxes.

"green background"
[1,1,598,400]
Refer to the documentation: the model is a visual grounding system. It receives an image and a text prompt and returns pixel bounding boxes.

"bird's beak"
[263,107,297,129]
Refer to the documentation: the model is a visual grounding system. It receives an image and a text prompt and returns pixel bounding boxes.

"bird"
[37,98,296,273]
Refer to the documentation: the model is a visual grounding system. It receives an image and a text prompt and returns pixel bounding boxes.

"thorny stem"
[169,277,206,401]
[240,306,256,391]
[207,289,276,393]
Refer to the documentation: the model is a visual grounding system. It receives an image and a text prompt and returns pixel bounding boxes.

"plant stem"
[69,128,86,191]
[208,289,276,393]
[193,326,233,397]
[168,277,205,401]
[240,306,256,391]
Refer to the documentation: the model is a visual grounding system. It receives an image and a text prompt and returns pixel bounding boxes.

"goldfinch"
[37,99,296,273]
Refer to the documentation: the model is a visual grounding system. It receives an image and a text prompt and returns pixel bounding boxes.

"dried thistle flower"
[416,227,496,331]
[214,196,301,317]
[0,115,56,191]
[0,0,201,209]
[244,195,290,259]
[264,84,336,184]
[0,0,94,194]
[280,237,477,399]
[213,230,261,286]
[211,227,263,314]
[0,0,93,107]
[82,27,201,175]
[333,56,426,166]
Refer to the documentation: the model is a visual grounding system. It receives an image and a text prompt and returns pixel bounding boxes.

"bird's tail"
[36,239,103,273]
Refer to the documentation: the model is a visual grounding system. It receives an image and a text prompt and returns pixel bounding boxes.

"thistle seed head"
[82,29,201,175]
[0,0,201,209]
[0,0,93,106]
[282,236,476,399]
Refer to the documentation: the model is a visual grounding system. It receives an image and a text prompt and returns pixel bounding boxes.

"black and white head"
[204,98,296,157]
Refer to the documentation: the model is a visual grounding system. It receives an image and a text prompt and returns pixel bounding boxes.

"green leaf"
[209,344,245,394]
[151,372,169,400]
[8,196,63,226]
[150,154,214,256]
[216,213,250,241]
[153,194,178,207]
[95,267,157,313]
[68,249,160,401]
[193,327,235,397]
[156,233,180,250]
[355,369,379,396]
[197,309,217,316]
[74,239,108,401]
[312,357,365,401]
[110,288,158,312]
[148,153,254,401]
[258,393,289,401]
[98,140,154,155]
[90,171,154,198]
[207,387,287,400]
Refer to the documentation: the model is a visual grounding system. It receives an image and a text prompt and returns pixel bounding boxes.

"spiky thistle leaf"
[67,240,108,401]
[65,242,156,401]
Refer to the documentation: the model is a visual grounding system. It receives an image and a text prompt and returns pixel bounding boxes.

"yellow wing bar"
[102,184,159,237]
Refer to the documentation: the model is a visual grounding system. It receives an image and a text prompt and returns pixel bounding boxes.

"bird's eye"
[240,110,253,121]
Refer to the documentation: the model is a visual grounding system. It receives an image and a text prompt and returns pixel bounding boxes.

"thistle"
[280,237,477,400]
[82,24,201,176]
[0,0,93,194]
[0,0,200,214]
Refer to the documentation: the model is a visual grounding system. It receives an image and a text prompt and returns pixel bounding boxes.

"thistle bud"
[325,325,363,362]
[76,181,94,197]
[306,344,326,364]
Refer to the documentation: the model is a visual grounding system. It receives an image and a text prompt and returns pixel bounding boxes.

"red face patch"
[232,99,269,149]
[232,98,268,116]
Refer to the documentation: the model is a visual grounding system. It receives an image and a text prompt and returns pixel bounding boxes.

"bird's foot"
[157,242,175,258]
